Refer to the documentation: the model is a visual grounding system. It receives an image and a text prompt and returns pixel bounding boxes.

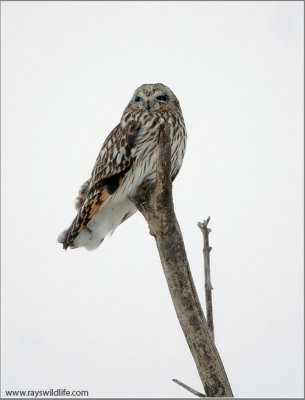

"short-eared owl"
[58,83,187,250]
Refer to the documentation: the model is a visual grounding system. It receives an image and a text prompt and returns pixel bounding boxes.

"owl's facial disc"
[132,91,171,112]
[123,83,180,114]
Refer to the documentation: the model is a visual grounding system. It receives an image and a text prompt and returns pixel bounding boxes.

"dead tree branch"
[172,379,205,397]
[198,217,214,340]
[131,123,233,397]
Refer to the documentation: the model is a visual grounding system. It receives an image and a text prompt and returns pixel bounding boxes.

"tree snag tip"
[131,126,233,397]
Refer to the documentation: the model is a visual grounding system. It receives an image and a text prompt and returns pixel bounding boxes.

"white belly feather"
[73,198,137,250]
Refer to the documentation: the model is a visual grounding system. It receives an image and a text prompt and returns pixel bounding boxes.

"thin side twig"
[198,217,214,341]
[172,379,206,397]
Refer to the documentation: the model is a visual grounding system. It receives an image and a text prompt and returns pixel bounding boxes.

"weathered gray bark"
[131,124,233,397]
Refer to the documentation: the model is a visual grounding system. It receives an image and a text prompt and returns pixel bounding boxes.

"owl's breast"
[113,113,186,201]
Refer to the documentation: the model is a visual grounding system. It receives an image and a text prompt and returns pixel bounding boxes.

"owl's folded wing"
[58,120,141,249]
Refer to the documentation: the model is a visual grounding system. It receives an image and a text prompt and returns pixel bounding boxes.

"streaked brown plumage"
[58,83,187,250]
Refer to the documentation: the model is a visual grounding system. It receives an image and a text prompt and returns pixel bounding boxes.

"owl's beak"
[146,101,151,111]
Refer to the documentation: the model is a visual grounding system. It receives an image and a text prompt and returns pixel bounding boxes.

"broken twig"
[198,217,214,340]
[172,378,206,397]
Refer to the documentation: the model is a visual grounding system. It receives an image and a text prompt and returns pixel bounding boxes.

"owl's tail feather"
[57,226,104,251]
[57,230,66,245]
[57,229,77,250]
[58,199,137,251]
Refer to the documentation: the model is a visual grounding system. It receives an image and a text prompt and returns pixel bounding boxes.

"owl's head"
[124,83,180,113]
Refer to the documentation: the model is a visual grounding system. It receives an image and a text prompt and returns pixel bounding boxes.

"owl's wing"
[60,120,141,249]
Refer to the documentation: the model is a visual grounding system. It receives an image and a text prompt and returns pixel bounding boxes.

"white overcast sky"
[1,1,304,398]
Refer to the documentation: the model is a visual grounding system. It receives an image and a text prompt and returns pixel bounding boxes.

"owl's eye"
[156,94,169,102]
[135,96,142,102]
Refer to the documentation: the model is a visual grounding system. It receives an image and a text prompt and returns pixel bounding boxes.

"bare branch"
[198,217,214,340]
[172,379,206,397]
[131,123,233,397]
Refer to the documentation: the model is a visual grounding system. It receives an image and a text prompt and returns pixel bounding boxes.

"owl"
[58,83,187,250]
